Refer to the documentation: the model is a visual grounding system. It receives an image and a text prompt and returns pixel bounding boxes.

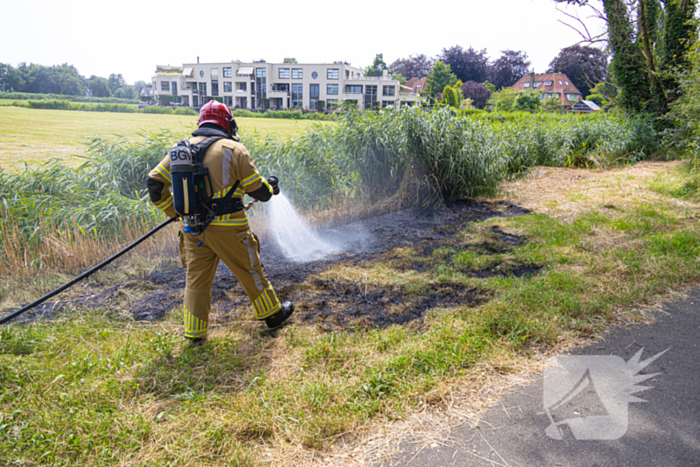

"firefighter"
[147,100,294,342]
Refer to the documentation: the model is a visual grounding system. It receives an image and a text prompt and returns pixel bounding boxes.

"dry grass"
[498,161,694,220]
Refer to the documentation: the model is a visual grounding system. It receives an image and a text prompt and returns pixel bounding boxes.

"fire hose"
[1,176,280,325]
[0,217,177,325]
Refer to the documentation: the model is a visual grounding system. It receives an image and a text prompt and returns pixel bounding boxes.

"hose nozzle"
[267,176,280,195]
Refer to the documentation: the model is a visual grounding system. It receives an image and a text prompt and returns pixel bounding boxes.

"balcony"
[354,76,395,81]
[269,89,289,98]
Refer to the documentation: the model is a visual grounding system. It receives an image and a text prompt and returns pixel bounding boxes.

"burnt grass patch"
[6,200,540,328]
[296,278,488,329]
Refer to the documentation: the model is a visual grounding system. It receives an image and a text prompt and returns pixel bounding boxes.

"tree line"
[368,0,696,117]
[0,63,149,99]
[363,44,608,110]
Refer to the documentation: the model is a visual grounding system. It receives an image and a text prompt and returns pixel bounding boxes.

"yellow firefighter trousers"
[178,225,281,339]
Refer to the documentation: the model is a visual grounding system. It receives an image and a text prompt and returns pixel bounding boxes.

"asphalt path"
[380,289,700,467]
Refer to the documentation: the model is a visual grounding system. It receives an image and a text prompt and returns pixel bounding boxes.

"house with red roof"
[404,77,427,94]
[511,73,584,107]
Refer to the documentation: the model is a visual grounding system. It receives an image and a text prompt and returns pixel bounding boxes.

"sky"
[1,0,606,84]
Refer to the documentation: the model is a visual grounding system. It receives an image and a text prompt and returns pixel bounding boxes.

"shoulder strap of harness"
[191,135,227,163]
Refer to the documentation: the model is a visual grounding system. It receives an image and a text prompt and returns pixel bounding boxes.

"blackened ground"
[5,200,535,328]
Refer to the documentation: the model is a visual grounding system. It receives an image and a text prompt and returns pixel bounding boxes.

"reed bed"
[0,106,660,281]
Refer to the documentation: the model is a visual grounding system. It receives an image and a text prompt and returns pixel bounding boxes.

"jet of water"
[266,193,341,262]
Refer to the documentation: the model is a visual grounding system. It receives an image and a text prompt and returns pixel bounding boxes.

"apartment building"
[153,61,418,111]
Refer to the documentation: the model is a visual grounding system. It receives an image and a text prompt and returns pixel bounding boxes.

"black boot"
[265,301,294,329]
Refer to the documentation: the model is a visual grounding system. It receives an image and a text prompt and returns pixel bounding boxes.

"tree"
[586,81,618,107]
[441,85,460,108]
[107,73,126,94]
[392,72,407,84]
[390,54,435,79]
[439,45,490,83]
[667,43,700,155]
[491,88,518,112]
[555,0,697,114]
[88,76,111,97]
[488,50,531,90]
[425,61,458,99]
[364,53,389,77]
[513,90,542,112]
[0,63,15,91]
[542,95,565,113]
[132,80,148,96]
[461,81,491,108]
[547,45,608,96]
[58,74,85,96]
[283,57,298,64]
[660,0,698,101]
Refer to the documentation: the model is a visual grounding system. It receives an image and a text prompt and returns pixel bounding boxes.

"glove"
[267,176,280,195]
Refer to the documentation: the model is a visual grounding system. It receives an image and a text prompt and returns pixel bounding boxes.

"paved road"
[380,289,700,467]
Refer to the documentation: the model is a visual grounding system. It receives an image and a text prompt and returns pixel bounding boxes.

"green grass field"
[0,106,323,168]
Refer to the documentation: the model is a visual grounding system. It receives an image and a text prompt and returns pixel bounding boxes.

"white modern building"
[152,61,419,111]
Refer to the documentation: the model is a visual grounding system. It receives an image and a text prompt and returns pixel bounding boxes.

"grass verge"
[1,161,699,466]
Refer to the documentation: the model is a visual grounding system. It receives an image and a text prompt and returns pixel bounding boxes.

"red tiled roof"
[405,77,427,93]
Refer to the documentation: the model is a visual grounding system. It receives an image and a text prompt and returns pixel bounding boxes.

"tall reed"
[0,106,659,280]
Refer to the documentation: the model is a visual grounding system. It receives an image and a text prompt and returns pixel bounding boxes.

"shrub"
[461,81,491,109]
[513,91,542,112]
[0,92,139,104]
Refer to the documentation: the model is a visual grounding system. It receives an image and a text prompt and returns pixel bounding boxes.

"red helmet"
[198,100,237,136]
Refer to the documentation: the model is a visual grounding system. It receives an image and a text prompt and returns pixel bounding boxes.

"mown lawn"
[1,161,699,466]
[0,106,324,167]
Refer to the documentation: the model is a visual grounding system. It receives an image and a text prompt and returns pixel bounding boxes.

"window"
[327,68,339,79]
[345,85,362,94]
[382,101,395,108]
[279,68,290,79]
[558,80,563,85]
[524,82,531,88]
[224,96,233,106]
[291,83,303,108]
[382,86,395,97]
[345,70,350,78]
[237,82,247,91]
[364,85,377,110]
[565,81,570,86]
[161,81,170,91]
[199,70,204,78]
[211,82,219,96]
[544,81,553,86]
[292,68,303,79]
[327,83,339,95]
[198,82,207,96]
[211,68,218,81]
[172,82,178,95]
[223,67,232,78]
[312,71,318,79]
[273,83,289,93]
[255,68,267,106]
[309,84,319,109]
[224,82,232,92]
[533,81,543,88]
[326,99,338,109]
